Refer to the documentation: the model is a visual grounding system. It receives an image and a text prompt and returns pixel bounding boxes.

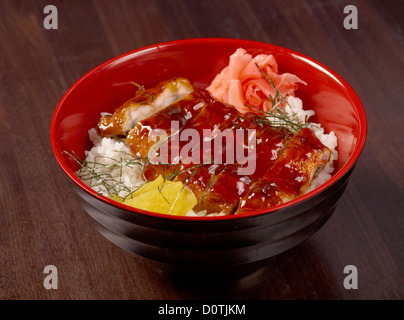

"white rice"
[80,128,144,198]
[78,95,338,214]
[283,96,338,193]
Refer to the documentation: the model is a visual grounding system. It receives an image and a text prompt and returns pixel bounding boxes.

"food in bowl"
[51,38,366,274]
[68,48,338,217]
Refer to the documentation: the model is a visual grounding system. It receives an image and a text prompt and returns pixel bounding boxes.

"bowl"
[50,38,367,275]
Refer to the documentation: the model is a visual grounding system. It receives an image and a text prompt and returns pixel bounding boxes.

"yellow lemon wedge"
[124,175,165,201]
[122,176,197,216]
[109,194,124,202]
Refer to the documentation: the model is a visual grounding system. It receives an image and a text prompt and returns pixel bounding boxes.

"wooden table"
[0,0,403,300]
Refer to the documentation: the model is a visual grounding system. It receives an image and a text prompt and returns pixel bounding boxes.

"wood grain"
[0,0,403,300]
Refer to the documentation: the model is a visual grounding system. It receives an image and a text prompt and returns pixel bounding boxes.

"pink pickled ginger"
[207,48,306,113]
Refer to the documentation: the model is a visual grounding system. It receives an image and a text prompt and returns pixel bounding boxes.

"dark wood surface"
[0,0,403,300]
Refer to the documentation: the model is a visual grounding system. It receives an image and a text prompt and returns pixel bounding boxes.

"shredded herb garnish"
[239,63,311,134]
[63,150,145,198]
[64,149,212,215]
[67,66,312,214]
[130,82,145,94]
[165,162,211,215]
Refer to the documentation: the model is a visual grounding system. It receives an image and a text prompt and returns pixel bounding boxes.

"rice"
[284,96,338,193]
[78,95,338,214]
[79,128,144,198]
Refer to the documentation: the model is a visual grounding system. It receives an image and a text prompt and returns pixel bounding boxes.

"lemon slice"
[123,176,197,216]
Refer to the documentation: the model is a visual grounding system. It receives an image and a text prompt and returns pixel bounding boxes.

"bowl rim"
[50,37,367,221]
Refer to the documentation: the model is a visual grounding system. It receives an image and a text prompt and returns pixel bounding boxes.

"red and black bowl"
[50,38,367,275]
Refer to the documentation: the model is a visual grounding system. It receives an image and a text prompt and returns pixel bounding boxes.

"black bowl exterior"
[73,162,355,274]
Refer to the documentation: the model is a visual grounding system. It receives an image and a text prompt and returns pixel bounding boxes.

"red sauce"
[236,128,331,214]
[105,87,331,215]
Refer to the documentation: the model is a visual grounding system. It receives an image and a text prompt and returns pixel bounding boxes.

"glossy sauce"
[130,88,306,214]
[98,78,193,137]
[102,86,331,215]
[236,128,331,214]
[126,90,212,159]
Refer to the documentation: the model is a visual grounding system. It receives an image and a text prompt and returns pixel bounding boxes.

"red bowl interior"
[50,38,367,220]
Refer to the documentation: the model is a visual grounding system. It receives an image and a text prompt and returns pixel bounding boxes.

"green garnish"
[63,150,145,198]
[64,148,212,204]
[240,63,310,134]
